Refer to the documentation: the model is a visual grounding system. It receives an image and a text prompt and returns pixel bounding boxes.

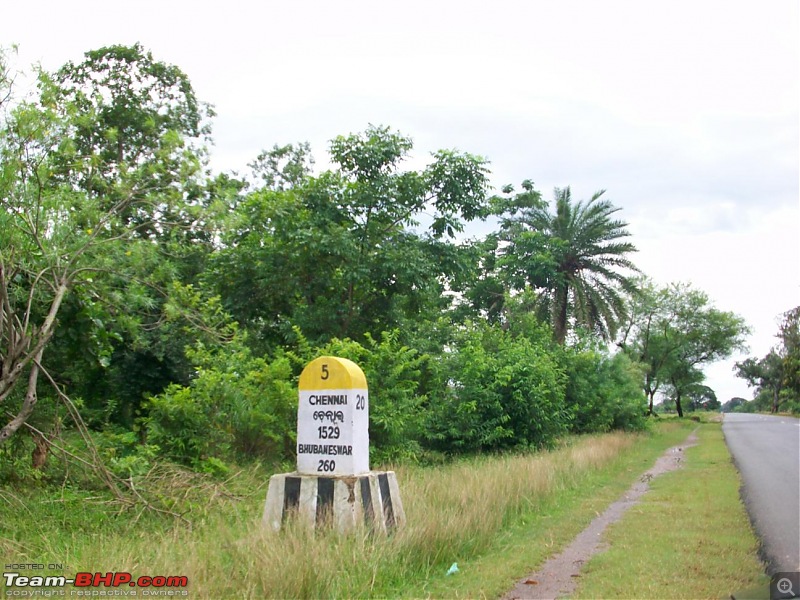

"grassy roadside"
[571,422,769,599]
[2,420,697,599]
[403,419,695,598]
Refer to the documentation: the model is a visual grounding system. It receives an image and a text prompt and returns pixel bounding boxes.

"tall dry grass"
[59,432,638,598]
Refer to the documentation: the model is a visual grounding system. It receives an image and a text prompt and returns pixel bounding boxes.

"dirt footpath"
[502,430,699,600]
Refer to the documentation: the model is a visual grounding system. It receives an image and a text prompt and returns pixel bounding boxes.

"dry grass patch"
[6,432,637,598]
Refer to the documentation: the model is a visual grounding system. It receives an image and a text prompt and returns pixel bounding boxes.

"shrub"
[144,337,296,468]
[425,324,568,452]
[562,347,648,433]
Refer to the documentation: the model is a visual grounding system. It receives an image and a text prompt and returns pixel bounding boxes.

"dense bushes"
[144,340,296,471]
[425,324,568,452]
[562,347,648,433]
[0,318,649,478]
[139,321,647,470]
[143,330,433,468]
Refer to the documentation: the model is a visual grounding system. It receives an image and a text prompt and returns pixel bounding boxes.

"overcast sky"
[3,0,798,403]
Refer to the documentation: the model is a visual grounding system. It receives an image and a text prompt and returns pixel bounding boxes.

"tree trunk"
[553,286,569,345]
[30,419,61,470]
[644,373,657,416]
[675,391,684,418]
[0,280,68,446]
[0,348,44,444]
[31,431,50,470]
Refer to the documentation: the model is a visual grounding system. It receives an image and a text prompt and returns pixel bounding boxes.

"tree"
[206,126,490,348]
[248,142,315,191]
[493,184,640,344]
[617,278,667,413]
[50,43,212,208]
[663,363,704,416]
[44,44,226,427]
[735,306,800,413]
[1,46,215,445]
[683,383,719,411]
[736,352,785,413]
[621,282,749,416]
[721,397,749,413]
[777,306,800,405]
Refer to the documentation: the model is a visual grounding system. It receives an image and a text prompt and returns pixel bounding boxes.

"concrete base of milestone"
[263,471,405,534]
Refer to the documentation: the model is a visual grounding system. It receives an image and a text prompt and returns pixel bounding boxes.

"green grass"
[2,421,704,599]
[399,420,697,599]
[6,420,766,598]
[571,422,769,599]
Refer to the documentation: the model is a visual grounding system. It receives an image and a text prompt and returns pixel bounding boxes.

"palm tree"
[500,186,640,344]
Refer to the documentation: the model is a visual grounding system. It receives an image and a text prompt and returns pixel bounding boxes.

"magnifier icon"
[777,578,794,597]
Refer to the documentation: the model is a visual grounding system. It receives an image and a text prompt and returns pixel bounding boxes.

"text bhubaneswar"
[298,444,354,455]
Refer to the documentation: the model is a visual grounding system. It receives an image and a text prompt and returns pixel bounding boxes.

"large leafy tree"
[0,45,216,444]
[494,184,639,344]
[207,126,490,348]
[50,43,212,215]
[45,44,226,426]
[620,281,750,416]
[735,351,785,413]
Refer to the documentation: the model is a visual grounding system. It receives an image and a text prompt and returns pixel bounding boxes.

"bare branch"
[0,347,43,443]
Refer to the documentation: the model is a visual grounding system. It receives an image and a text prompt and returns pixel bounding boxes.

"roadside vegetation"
[1,44,756,478]
[0,43,783,597]
[3,422,713,599]
[573,421,770,599]
[728,306,800,415]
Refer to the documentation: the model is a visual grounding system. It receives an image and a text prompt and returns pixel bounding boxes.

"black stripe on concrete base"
[360,476,374,526]
[378,472,395,528]
[316,477,335,526]
[266,472,403,532]
[282,476,301,524]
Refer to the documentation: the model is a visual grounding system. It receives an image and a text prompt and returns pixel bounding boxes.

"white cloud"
[631,203,800,401]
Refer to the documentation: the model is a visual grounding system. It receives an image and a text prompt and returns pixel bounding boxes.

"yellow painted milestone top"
[299,356,367,391]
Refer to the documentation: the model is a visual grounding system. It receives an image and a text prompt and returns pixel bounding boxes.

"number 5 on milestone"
[296,356,369,476]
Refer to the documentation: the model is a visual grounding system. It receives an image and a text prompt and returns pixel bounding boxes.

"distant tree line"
[729,307,800,414]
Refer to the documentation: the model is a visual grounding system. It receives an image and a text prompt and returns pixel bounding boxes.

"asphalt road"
[723,413,800,573]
